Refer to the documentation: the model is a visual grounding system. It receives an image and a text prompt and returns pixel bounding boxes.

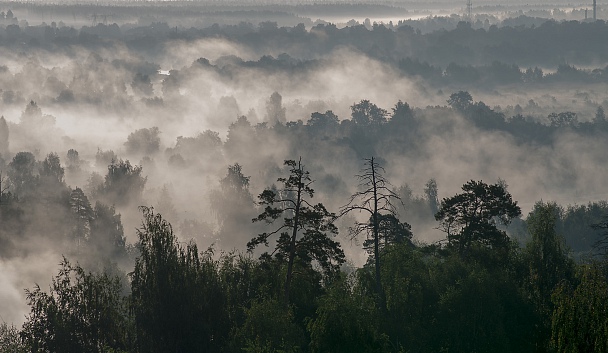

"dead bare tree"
[339,157,403,310]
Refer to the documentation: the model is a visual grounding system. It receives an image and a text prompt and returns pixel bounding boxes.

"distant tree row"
[4,18,608,69]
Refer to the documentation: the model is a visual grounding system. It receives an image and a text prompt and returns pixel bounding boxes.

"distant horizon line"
[0,0,597,6]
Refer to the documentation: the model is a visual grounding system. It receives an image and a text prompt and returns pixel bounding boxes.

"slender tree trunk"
[371,157,385,310]
[0,173,6,204]
[284,160,302,305]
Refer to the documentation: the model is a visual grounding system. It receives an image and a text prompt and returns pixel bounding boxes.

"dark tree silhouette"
[350,100,388,127]
[424,178,439,215]
[307,110,339,137]
[591,216,608,257]
[549,112,578,128]
[447,91,473,112]
[124,127,161,156]
[435,180,521,259]
[8,152,38,200]
[40,152,64,186]
[524,201,574,344]
[210,163,256,247]
[0,116,8,156]
[97,159,146,206]
[217,163,252,209]
[594,106,606,125]
[361,213,412,253]
[265,91,286,125]
[21,259,131,353]
[69,187,93,245]
[90,202,126,259]
[95,149,117,168]
[248,158,345,304]
[130,207,226,353]
[551,264,608,353]
[66,149,81,173]
[390,100,414,126]
[340,156,403,309]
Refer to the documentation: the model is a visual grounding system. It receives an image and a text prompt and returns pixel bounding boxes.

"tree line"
[2,152,608,352]
[1,93,608,351]
[2,93,607,256]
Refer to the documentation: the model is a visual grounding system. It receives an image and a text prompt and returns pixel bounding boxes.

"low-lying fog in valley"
[2,0,608,344]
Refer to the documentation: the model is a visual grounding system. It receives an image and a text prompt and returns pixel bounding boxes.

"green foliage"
[389,100,414,126]
[154,185,178,225]
[12,19,608,353]
[352,241,538,353]
[8,151,38,200]
[424,178,439,215]
[8,191,603,353]
[21,258,132,353]
[350,100,388,127]
[219,253,281,325]
[551,263,608,353]
[524,202,575,323]
[69,187,93,245]
[341,157,404,309]
[249,159,345,303]
[435,180,521,261]
[234,298,305,353]
[588,205,608,258]
[308,274,388,353]
[66,149,81,173]
[221,163,251,196]
[362,213,412,254]
[380,244,436,351]
[430,255,537,353]
[124,127,161,156]
[90,201,127,259]
[266,92,286,125]
[0,323,27,353]
[97,159,146,206]
[512,201,608,257]
[210,163,256,246]
[307,110,339,135]
[95,148,117,168]
[130,206,227,353]
[549,112,578,128]
[40,152,64,186]
[447,90,473,112]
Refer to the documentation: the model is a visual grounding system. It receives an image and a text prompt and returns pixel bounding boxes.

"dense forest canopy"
[2,2,608,352]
